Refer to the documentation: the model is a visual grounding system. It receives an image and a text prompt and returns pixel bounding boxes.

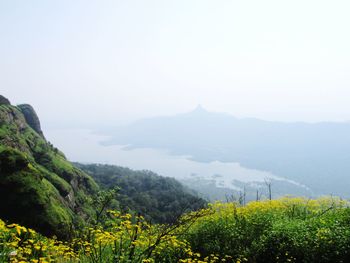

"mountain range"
[101,105,350,197]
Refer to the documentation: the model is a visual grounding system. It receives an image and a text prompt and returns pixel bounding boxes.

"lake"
[46,128,310,194]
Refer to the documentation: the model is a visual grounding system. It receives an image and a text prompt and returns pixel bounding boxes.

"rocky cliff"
[0,95,10,105]
[0,96,98,239]
[17,104,45,138]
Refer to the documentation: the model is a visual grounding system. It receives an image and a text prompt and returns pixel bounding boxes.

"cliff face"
[17,104,44,138]
[0,95,10,105]
[0,97,98,239]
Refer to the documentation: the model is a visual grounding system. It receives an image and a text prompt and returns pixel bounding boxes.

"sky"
[1,0,350,128]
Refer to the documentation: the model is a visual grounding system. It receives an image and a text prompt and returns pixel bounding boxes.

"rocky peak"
[0,95,11,105]
[193,104,206,112]
[17,104,45,138]
[190,104,209,115]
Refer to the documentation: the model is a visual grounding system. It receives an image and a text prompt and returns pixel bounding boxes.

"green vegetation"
[1,197,349,262]
[75,163,206,224]
[0,98,206,240]
[0,103,98,239]
[1,96,350,262]
[185,197,350,262]
[17,104,44,137]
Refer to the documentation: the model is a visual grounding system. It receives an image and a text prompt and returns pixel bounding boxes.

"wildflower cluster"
[1,197,350,262]
[72,210,203,262]
[186,197,350,262]
[0,219,75,262]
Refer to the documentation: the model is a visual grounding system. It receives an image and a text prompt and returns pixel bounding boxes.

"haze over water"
[46,128,308,193]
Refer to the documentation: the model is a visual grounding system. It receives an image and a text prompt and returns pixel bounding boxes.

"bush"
[185,197,350,262]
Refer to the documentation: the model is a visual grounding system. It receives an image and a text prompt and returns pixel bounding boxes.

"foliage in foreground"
[0,209,212,263]
[186,197,350,263]
[1,197,350,263]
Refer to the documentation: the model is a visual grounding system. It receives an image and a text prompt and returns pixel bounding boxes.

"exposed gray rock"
[0,95,10,105]
[17,104,45,138]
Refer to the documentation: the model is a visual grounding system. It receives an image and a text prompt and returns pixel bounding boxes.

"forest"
[74,163,206,224]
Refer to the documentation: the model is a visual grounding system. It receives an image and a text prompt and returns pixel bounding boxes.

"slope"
[0,96,98,239]
[74,163,206,223]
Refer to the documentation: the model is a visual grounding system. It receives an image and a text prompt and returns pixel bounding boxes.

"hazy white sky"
[1,0,350,126]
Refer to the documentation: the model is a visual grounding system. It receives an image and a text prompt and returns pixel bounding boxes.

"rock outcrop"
[0,95,10,105]
[17,104,44,138]
[0,101,98,239]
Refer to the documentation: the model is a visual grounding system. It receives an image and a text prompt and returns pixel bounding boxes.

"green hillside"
[0,98,98,239]
[0,95,205,240]
[74,163,206,223]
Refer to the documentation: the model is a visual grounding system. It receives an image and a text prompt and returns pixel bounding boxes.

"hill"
[74,163,206,223]
[0,95,206,238]
[0,97,100,238]
[101,105,350,197]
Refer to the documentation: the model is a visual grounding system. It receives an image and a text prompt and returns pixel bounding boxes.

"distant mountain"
[102,106,350,197]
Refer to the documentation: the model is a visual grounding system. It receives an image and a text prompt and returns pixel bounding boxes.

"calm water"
[45,128,304,190]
